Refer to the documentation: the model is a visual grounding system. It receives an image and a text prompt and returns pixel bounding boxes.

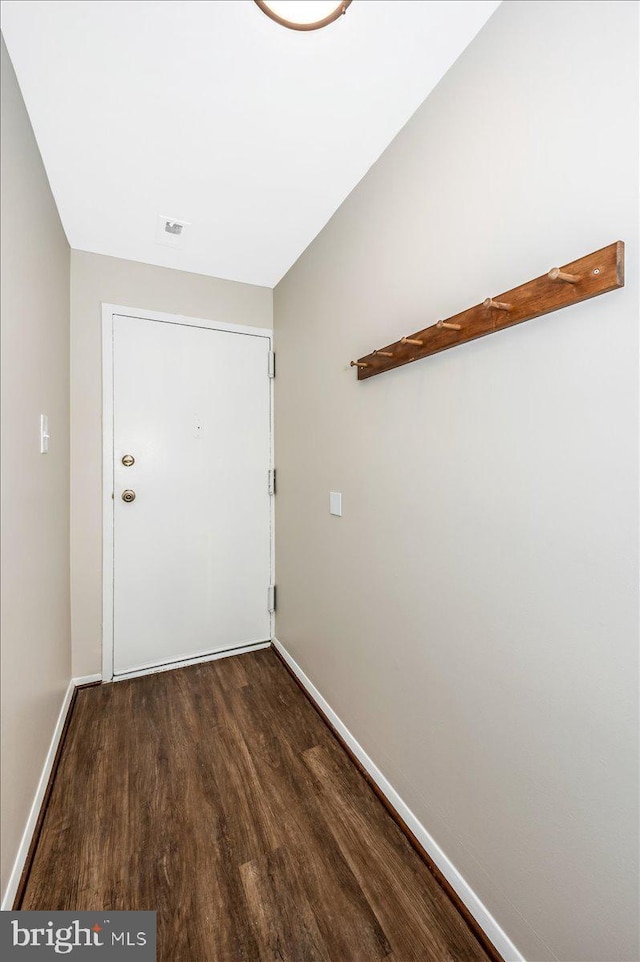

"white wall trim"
[101,303,274,683]
[101,306,115,682]
[271,637,525,962]
[73,673,102,687]
[111,641,270,683]
[100,303,273,339]
[1,678,77,910]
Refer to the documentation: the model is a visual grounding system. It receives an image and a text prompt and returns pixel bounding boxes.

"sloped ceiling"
[1,1,500,287]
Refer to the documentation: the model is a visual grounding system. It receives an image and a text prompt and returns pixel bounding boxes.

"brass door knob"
[122,454,135,467]
[121,489,136,503]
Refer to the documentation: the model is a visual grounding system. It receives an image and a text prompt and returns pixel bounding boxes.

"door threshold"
[111,640,271,683]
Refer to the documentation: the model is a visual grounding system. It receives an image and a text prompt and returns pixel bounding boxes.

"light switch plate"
[329,491,342,517]
[40,414,50,454]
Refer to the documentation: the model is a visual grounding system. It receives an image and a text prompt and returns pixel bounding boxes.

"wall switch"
[40,414,50,454]
[329,491,342,517]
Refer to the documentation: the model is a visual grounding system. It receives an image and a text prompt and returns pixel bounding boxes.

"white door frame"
[101,303,274,683]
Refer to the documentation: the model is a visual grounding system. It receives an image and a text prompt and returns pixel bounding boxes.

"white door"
[111,313,272,675]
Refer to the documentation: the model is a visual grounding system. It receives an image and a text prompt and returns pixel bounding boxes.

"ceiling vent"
[156,215,190,248]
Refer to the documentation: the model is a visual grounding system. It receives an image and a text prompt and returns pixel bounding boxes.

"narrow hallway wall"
[274,2,640,959]
[0,36,71,898]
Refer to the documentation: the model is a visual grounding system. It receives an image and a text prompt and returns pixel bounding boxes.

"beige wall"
[274,2,639,960]
[0,38,71,898]
[70,250,272,677]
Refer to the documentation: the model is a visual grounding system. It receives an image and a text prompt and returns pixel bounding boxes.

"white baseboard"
[271,637,525,962]
[1,677,77,910]
[73,673,102,687]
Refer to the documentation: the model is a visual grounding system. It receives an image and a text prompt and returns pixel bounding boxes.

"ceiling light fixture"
[254,1,352,32]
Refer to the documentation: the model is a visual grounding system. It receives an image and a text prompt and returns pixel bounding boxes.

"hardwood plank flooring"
[20,648,494,962]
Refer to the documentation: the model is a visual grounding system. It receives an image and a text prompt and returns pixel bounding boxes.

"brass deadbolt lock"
[121,489,136,503]
[122,454,135,467]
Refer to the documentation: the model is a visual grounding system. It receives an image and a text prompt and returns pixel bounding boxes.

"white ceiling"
[1,0,500,288]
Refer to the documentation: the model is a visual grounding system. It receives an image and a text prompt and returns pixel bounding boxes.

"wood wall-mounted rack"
[351,242,625,380]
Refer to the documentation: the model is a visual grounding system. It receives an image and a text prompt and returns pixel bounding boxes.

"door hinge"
[268,584,277,612]
[268,351,276,378]
[268,468,276,496]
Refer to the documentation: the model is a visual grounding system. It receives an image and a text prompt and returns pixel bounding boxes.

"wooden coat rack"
[351,242,625,380]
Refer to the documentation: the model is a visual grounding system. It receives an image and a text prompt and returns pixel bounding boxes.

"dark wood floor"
[20,648,493,962]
